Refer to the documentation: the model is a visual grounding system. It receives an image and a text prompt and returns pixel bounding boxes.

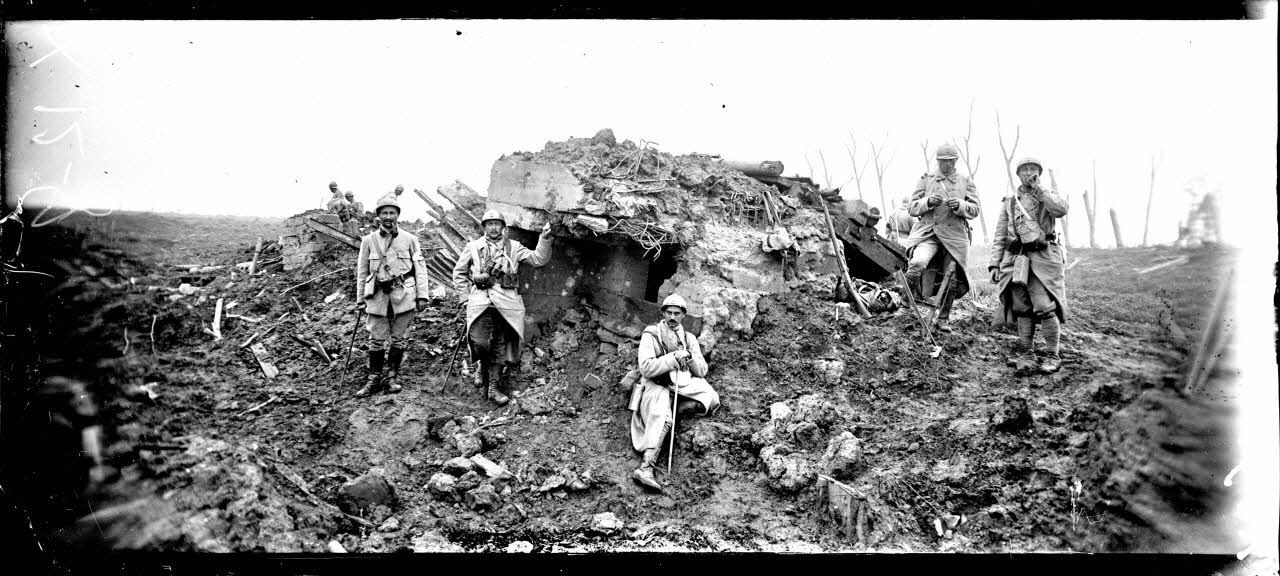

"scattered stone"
[792,394,839,427]
[563,309,588,326]
[426,415,455,440]
[990,394,1033,433]
[465,483,500,511]
[770,402,792,421]
[454,471,483,493]
[759,445,816,493]
[929,454,970,484]
[534,347,547,359]
[537,474,566,493]
[327,540,347,553]
[907,442,920,452]
[591,512,623,534]
[411,530,464,552]
[338,470,395,514]
[591,128,617,147]
[506,540,535,553]
[819,431,862,481]
[426,472,457,496]
[598,342,618,355]
[443,457,476,476]
[518,393,555,416]
[453,433,484,458]
[401,454,422,468]
[378,517,400,532]
[550,331,579,358]
[690,425,718,453]
[815,359,846,385]
[599,316,643,340]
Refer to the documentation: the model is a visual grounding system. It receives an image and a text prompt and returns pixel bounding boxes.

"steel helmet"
[374,194,401,214]
[481,209,506,227]
[1014,156,1043,174]
[661,294,688,313]
[935,143,960,160]
[394,184,405,195]
[343,190,354,199]
[329,181,338,190]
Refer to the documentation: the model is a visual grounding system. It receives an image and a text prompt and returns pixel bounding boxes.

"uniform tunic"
[989,185,1070,326]
[452,234,552,364]
[630,322,720,453]
[356,227,431,346]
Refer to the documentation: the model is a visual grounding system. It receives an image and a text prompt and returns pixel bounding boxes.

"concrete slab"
[488,159,586,213]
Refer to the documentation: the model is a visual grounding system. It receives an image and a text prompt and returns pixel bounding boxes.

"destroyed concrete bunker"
[284,130,908,353]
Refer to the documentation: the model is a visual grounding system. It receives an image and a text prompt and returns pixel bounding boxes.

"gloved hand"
[927,194,943,207]
[354,301,367,313]
[945,197,961,210]
[415,298,429,313]
[989,266,1000,284]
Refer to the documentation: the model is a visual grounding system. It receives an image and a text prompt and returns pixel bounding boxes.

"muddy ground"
[2,210,1246,560]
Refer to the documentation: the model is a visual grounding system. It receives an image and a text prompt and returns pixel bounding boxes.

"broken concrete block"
[426,473,457,497]
[338,470,395,514]
[443,457,476,476]
[816,359,845,385]
[550,331,579,358]
[571,215,610,234]
[378,517,400,532]
[590,512,623,534]
[598,342,618,356]
[598,316,643,340]
[792,394,839,428]
[427,415,455,441]
[465,483,500,512]
[518,393,555,416]
[819,431,862,481]
[770,402,793,421]
[596,327,626,344]
[327,540,347,553]
[990,395,1033,433]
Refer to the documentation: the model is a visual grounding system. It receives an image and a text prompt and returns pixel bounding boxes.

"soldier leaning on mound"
[353,194,432,397]
[629,294,721,493]
[326,181,348,213]
[452,210,554,406]
[989,156,1069,374]
[899,143,981,333]
[345,191,364,216]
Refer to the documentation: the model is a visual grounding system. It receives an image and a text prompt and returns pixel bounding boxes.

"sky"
[5,19,1277,247]
[5,18,1279,555]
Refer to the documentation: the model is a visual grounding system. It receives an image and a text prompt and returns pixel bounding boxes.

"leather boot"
[355,349,385,398]
[384,347,404,393]
[486,362,508,405]
[1038,315,1062,374]
[631,448,663,492]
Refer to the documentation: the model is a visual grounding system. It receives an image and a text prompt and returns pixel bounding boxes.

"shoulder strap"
[643,326,669,355]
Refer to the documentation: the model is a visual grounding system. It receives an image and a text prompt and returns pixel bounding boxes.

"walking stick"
[341,307,364,384]
[668,383,678,474]
[894,269,942,357]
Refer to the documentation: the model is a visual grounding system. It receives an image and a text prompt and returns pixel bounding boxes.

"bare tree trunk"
[919,139,931,174]
[1143,155,1157,246]
[959,100,987,242]
[1084,160,1099,249]
[871,136,893,219]
[996,110,1021,195]
[1109,208,1125,248]
[845,131,869,202]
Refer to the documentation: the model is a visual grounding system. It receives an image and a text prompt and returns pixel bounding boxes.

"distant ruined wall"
[280,212,342,271]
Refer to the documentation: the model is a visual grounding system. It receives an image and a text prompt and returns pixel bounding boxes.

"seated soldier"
[629,294,720,492]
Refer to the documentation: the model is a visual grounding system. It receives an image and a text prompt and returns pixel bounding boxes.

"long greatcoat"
[630,322,720,452]
[452,234,552,364]
[901,170,981,297]
[356,228,431,316]
[989,185,1070,326]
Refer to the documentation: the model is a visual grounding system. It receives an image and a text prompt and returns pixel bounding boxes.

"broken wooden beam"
[282,267,353,295]
[1135,255,1189,275]
[437,185,484,228]
[415,189,474,239]
[211,298,224,341]
[249,237,264,276]
[304,217,361,249]
[248,343,278,378]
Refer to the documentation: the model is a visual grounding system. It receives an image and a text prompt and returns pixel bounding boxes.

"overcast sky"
[5,19,1277,246]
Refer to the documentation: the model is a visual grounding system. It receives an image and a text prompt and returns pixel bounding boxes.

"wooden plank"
[435,229,463,258]
[437,186,484,228]
[415,189,474,240]
[249,343,278,379]
[304,218,361,249]
[249,237,264,276]
[723,159,784,178]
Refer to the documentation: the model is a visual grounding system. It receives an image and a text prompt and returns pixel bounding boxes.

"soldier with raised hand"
[353,194,432,397]
[452,210,554,405]
[989,157,1069,374]
[900,143,981,332]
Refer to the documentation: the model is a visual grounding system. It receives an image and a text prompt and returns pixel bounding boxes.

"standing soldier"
[354,194,432,397]
[345,191,364,216]
[900,143,981,332]
[326,181,348,213]
[629,294,720,492]
[989,157,1069,374]
[452,211,554,405]
[884,193,917,243]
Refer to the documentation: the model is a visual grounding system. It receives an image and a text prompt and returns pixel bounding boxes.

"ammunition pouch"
[375,271,413,294]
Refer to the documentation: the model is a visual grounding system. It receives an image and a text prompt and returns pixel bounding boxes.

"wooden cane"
[340,308,364,385]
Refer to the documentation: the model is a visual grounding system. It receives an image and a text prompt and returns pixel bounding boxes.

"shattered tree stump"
[814,474,870,546]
